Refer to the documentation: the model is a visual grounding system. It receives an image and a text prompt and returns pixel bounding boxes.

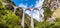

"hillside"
[0,0,44,28]
[43,0,60,28]
[0,0,60,28]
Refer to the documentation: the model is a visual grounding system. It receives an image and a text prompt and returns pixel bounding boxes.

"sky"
[11,0,44,22]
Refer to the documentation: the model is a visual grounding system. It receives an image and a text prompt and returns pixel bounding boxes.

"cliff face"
[43,0,60,11]
[43,0,60,23]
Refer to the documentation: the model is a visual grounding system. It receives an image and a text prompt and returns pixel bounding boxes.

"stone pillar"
[21,8,25,28]
[14,6,18,14]
[38,8,44,22]
[30,8,34,28]
[38,8,41,22]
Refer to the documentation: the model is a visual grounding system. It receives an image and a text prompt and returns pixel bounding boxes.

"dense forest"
[0,0,60,28]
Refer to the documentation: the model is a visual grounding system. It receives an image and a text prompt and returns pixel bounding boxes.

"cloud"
[18,3,34,8]
[34,0,44,8]
[33,11,40,21]
[33,9,44,22]
[18,0,44,8]
[18,3,27,8]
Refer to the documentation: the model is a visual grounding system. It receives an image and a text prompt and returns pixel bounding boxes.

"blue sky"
[11,0,44,22]
[12,0,38,8]
[11,0,44,8]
